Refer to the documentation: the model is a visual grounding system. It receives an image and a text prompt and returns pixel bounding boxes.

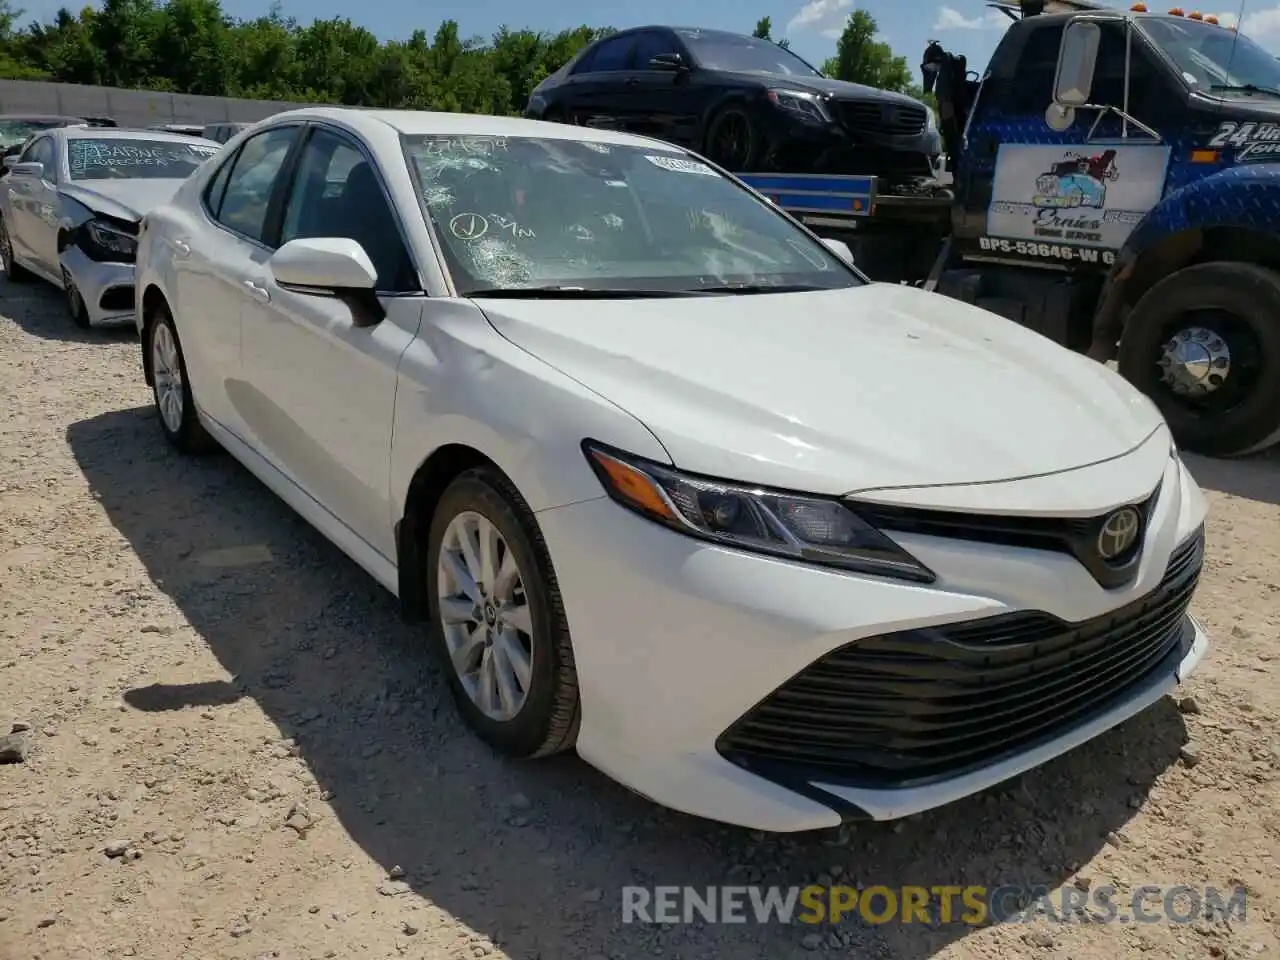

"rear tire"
[0,215,32,282]
[425,467,580,759]
[147,301,216,454]
[1117,261,1280,457]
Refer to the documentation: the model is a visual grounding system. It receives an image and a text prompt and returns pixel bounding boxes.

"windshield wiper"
[693,283,831,294]
[468,286,712,299]
[1209,83,1280,98]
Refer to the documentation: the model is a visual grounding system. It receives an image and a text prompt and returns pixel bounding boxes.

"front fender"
[389,299,672,524]
[1121,162,1280,260]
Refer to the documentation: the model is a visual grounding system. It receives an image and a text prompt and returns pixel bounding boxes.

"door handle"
[173,239,190,258]
[624,77,640,86]
[242,279,271,302]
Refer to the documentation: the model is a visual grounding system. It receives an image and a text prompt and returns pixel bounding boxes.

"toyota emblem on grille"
[1097,507,1141,561]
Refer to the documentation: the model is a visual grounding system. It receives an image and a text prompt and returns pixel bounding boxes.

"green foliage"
[0,1,925,115]
[751,15,790,51]
[820,9,915,93]
[0,0,616,115]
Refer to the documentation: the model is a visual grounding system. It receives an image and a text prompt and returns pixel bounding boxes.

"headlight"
[925,105,938,132]
[83,219,137,261]
[766,89,830,124]
[583,442,935,582]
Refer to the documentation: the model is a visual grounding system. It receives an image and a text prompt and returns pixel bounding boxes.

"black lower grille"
[835,99,928,137]
[717,527,1204,789]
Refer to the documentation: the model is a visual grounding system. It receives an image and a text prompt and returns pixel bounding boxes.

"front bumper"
[60,245,136,327]
[536,452,1209,833]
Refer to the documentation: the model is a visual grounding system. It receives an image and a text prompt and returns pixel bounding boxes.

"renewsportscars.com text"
[621,884,1248,926]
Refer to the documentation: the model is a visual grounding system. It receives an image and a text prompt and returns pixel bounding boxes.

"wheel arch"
[395,443,515,623]
[139,284,171,386]
[1095,166,1280,349]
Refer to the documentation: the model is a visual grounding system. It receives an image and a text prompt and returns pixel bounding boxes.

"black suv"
[525,26,941,186]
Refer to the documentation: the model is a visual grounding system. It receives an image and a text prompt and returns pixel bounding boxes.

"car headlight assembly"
[766,89,830,125]
[925,105,938,132]
[583,442,935,583]
[82,218,138,262]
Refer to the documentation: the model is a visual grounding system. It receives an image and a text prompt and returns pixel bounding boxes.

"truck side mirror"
[1054,20,1101,106]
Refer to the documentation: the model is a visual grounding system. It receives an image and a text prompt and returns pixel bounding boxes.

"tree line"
[0,0,931,116]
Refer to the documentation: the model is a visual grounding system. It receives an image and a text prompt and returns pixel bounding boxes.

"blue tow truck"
[752,0,1280,459]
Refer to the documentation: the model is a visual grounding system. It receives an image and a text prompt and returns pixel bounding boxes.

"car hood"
[59,179,186,222]
[475,284,1165,496]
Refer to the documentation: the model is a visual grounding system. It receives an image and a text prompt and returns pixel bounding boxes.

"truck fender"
[1091,162,1280,355]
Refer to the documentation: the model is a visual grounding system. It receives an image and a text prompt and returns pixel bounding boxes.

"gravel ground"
[1,276,1278,960]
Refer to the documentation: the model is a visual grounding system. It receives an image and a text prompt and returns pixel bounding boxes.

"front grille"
[716,527,1204,789]
[834,99,928,137]
[852,484,1162,590]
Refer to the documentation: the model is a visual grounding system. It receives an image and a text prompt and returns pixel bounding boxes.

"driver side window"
[279,127,417,292]
[21,136,54,177]
[632,30,679,68]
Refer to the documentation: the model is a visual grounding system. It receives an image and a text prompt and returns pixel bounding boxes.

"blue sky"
[15,0,1280,76]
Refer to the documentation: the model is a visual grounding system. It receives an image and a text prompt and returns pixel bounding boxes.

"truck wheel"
[704,107,760,170]
[1117,261,1280,457]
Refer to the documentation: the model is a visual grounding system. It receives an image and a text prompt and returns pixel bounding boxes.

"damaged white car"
[131,108,1209,833]
[0,126,219,328]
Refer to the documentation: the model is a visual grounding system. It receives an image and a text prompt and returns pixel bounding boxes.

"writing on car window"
[401,134,857,295]
[68,138,220,181]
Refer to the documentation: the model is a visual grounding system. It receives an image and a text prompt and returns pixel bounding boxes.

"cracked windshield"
[67,137,220,181]
[402,134,859,294]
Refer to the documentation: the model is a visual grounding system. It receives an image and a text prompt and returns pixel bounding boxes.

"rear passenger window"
[213,126,298,245]
[203,154,234,217]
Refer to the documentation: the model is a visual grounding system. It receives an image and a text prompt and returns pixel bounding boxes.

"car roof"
[260,106,688,151]
[62,126,220,146]
[0,114,83,122]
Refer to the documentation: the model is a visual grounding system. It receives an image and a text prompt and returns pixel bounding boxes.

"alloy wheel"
[435,510,534,722]
[151,322,185,435]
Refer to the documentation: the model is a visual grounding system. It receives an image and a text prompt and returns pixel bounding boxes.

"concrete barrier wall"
[0,79,318,127]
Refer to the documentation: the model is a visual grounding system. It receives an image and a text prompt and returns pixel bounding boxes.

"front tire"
[425,468,580,759]
[1118,261,1280,457]
[703,107,760,171]
[61,265,91,329]
[147,302,215,454]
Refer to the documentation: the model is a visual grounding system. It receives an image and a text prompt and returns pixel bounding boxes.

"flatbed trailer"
[737,172,952,284]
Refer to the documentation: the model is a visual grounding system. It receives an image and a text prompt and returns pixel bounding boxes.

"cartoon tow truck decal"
[1033,149,1118,209]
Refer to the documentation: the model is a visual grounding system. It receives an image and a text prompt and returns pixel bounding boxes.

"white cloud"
[787,0,855,39]
[932,5,1009,30]
[1207,5,1280,45]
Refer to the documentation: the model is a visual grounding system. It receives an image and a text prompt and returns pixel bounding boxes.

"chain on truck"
[753,0,1280,459]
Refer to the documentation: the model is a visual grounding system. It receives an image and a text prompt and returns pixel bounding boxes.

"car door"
[561,34,638,129]
[621,30,697,147]
[175,124,303,438]
[239,124,421,559]
[7,135,58,274]
[30,135,63,273]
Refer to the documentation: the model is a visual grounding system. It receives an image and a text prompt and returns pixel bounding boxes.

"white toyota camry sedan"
[133,106,1210,833]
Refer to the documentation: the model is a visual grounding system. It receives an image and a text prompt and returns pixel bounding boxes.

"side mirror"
[271,236,377,290]
[649,53,686,71]
[269,237,384,326]
[9,161,43,178]
[1054,20,1101,106]
[821,237,854,265]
